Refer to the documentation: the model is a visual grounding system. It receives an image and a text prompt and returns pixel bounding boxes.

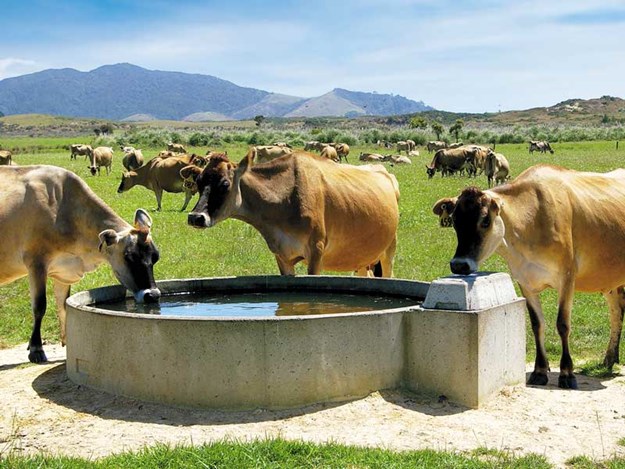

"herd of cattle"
[7,136,623,393]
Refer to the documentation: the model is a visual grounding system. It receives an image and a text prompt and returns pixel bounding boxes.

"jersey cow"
[484,150,510,187]
[0,150,12,165]
[122,148,144,171]
[118,155,197,211]
[88,146,114,175]
[433,164,625,389]
[529,140,554,154]
[187,150,400,276]
[70,144,93,160]
[0,165,160,363]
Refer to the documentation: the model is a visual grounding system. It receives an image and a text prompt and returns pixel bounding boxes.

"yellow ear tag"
[439,207,453,228]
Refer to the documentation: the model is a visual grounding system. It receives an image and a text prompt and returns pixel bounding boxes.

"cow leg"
[154,187,163,211]
[180,190,193,212]
[27,263,48,363]
[556,282,577,389]
[307,233,325,275]
[521,287,550,385]
[53,280,71,346]
[602,287,625,369]
[377,238,397,278]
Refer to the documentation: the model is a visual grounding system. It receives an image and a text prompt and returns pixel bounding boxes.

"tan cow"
[384,154,412,165]
[187,151,399,277]
[88,146,114,176]
[359,152,385,162]
[462,144,489,176]
[122,148,144,171]
[253,145,293,163]
[0,150,12,165]
[70,144,93,160]
[167,142,187,153]
[117,155,196,211]
[396,141,412,154]
[433,164,625,389]
[0,165,160,363]
[484,150,510,187]
[427,141,447,153]
[320,145,339,162]
[331,143,350,162]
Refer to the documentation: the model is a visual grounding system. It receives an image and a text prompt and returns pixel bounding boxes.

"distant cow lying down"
[0,165,160,363]
[186,151,400,276]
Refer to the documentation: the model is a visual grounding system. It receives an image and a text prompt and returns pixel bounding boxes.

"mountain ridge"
[0,63,432,120]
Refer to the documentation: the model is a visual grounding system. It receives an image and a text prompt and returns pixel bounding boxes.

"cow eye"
[220,180,230,190]
[481,217,491,229]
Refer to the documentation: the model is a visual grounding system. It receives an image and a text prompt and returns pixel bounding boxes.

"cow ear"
[180,165,202,181]
[238,148,256,173]
[489,196,502,216]
[98,229,120,251]
[433,197,457,216]
[134,209,153,232]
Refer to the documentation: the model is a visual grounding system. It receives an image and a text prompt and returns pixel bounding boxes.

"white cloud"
[0,58,39,80]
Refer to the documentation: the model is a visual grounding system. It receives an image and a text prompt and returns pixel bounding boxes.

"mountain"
[0,64,432,120]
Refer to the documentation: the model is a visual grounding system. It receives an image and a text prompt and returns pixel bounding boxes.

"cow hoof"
[28,349,48,363]
[558,375,578,390]
[527,371,548,386]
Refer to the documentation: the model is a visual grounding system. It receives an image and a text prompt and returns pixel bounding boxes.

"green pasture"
[0,139,624,375]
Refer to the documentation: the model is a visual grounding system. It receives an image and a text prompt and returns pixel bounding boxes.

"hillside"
[0,64,432,120]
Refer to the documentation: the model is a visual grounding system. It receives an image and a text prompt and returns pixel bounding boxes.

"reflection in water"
[96,291,420,318]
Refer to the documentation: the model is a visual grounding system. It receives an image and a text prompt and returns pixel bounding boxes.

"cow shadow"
[0,359,65,372]
[31,363,351,426]
[525,370,609,392]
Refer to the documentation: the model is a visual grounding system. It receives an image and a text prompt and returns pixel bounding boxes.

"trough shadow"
[378,389,469,416]
[32,363,353,426]
[525,370,607,392]
[0,358,65,372]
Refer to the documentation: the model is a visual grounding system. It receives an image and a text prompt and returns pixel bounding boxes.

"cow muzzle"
[134,288,161,303]
[450,257,478,275]
[187,212,210,228]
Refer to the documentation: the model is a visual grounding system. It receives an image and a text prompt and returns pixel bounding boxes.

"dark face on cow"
[187,155,237,228]
[426,165,436,179]
[99,209,161,303]
[433,187,504,275]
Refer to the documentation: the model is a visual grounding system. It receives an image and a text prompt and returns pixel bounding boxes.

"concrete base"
[66,274,526,410]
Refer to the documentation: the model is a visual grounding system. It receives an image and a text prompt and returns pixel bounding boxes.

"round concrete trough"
[66,275,428,410]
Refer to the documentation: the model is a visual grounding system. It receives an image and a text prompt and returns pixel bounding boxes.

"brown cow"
[433,164,625,389]
[359,152,385,162]
[484,150,510,187]
[331,143,350,162]
[254,145,293,163]
[529,140,555,154]
[0,150,12,165]
[167,142,187,153]
[122,148,144,171]
[187,151,399,277]
[320,145,339,162]
[0,165,160,363]
[117,155,196,211]
[70,144,93,160]
[88,146,114,176]
[426,148,470,178]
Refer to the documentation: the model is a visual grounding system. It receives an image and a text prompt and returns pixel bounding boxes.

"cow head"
[98,209,161,303]
[187,152,243,228]
[117,171,137,193]
[425,164,436,179]
[433,187,505,275]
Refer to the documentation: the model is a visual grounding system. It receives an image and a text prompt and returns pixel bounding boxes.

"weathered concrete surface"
[66,274,525,410]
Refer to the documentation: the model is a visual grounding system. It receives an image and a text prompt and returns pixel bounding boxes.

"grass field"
[1,139,623,372]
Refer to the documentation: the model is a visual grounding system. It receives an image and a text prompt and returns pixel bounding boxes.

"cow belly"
[322,229,396,271]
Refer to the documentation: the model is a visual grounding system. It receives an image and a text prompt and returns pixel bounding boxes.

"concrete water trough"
[66,273,526,410]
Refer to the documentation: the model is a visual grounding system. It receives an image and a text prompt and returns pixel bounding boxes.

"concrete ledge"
[422,272,518,311]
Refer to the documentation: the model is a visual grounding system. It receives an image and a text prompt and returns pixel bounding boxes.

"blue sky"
[1,0,623,112]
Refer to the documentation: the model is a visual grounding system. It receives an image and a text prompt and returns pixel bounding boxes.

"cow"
[120,145,136,154]
[320,145,339,162]
[408,150,420,157]
[254,145,293,163]
[304,141,319,151]
[396,141,414,154]
[427,141,448,153]
[122,148,144,171]
[158,150,177,158]
[0,165,160,363]
[359,152,385,162]
[0,150,12,165]
[272,142,292,149]
[448,142,464,149]
[332,143,350,163]
[117,155,196,211]
[376,140,393,149]
[432,164,625,389]
[384,154,412,165]
[167,142,187,153]
[463,145,489,177]
[425,148,470,178]
[187,151,399,277]
[70,144,93,160]
[529,140,555,154]
[88,146,114,176]
[484,150,510,187]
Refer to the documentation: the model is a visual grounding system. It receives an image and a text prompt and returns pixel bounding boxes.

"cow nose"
[450,258,475,275]
[143,288,161,303]
[187,212,208,228]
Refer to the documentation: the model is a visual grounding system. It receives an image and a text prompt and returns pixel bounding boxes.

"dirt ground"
[1,342,624,467]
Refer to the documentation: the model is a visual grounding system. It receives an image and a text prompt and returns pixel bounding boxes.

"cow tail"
[373,261,383,277]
